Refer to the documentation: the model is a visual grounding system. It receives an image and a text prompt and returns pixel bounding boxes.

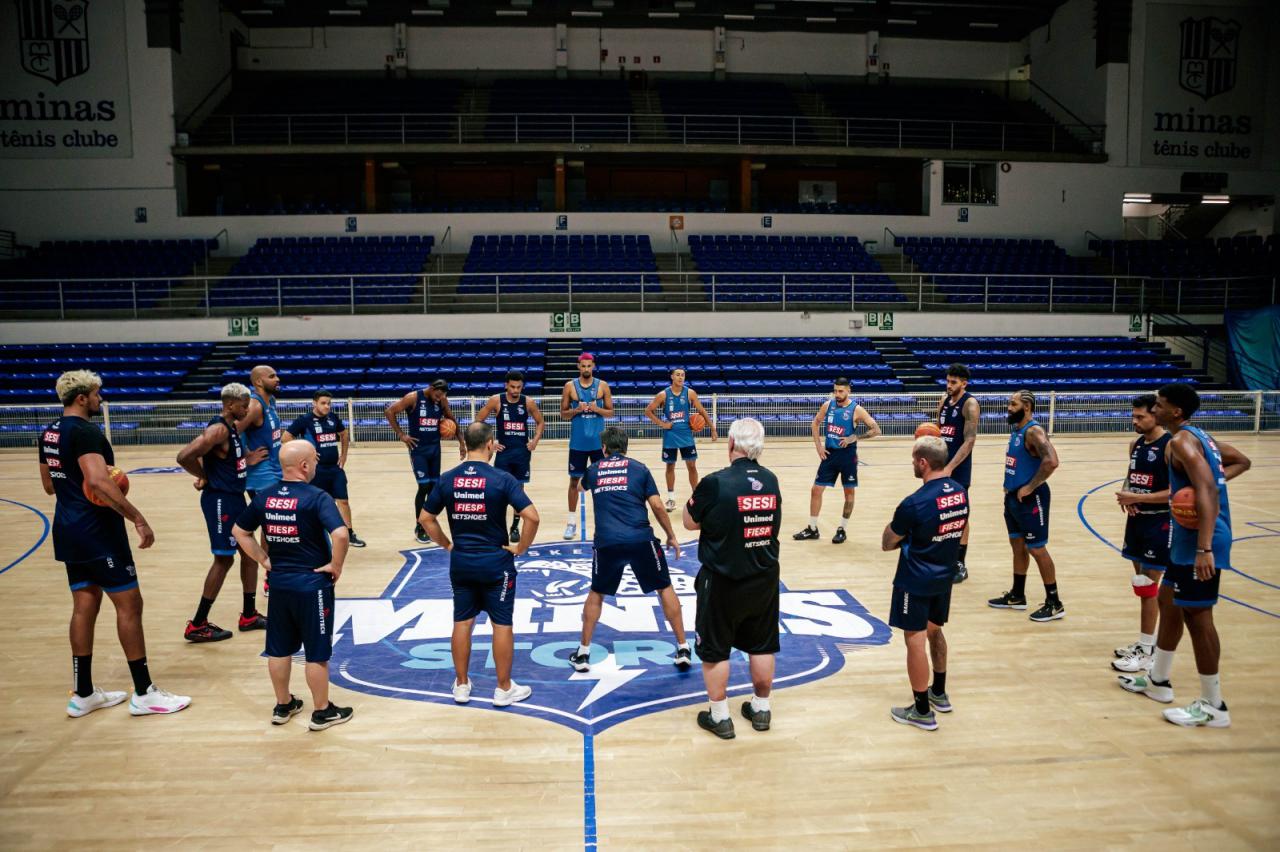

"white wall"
[0,311,1140,345]
[879,37,1021,82]
[1026,0,1107,126]
[171,3,244,125]
[1208,202,1276,238]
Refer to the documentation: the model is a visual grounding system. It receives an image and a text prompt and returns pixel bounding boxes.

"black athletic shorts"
[65,553,138,594]
[591,538,671,596]
[1162,562,1220,609]
[694,565,780,663]
[888,584,952,632]
[265,586,335,663]
[1122,512,1170,571]
[311,465,349,501]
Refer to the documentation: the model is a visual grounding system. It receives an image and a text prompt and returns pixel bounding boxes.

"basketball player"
[644,367,717,512]
[937,363,979,583]
[175,382,267,643]
[39,370,190,717]
[239,364,283,596]
[989,390,1064,622]
[1111,394,1172,673]
[385,378,464,542]
[1118,383,1250,728]
[793,377,880,544]
[881,436,968,731]
[420,422,541,707]
[684,418,780,739]
[474,371,545,543]
[561,353,614,540]
[284,389,366,547]
[233,441,354,730]
[570,426,692,672]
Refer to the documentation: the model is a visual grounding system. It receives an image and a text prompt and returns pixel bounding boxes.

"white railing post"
[350,276,355,314]
[712,393,718,430]
[782,273,787,311]
[346,398,356,445]
[101,400,113,443]
[1047,390,1057,435]
[1254,391,1263,433]
[205,277,211,318]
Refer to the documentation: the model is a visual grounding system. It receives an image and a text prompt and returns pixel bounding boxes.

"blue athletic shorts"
[201,489,246,557]
[661,444,698,464]
[1004,484,1051,549]
[1162,562,1221,608]
[494,446,531,482]
[591,538,672,596]
[569,448,604,478]
[410,444,441,485]
[65,553,138,593]
[311,465,349,501]
[815,445,858,488]
[451,569,517,626]
[1122,512,1170,571]
[265,586,335,662]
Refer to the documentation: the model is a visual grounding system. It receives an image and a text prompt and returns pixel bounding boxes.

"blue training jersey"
[824,398,857,450]
[203,414,247,493]
[39,415,131,564]
[287,410,345,467]
[425,460,532,581]
[582,454,660,546]
[496,394,530,451]
[662,385,694,449]
[236,480,346,592]
[408,389,445,448]
[245,391,283,489]
[569,378,605,451]
[1169,425,1232,567]
[1004,419,1042,491]
[890,477,970,596]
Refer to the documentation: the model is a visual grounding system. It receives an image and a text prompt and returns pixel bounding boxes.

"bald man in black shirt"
[683,417,781,740]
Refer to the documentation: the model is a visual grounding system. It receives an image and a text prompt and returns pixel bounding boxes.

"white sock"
[709,698,729,722]
[667,490,675,501]
[838,517,849,530]
[577,644,590,657]
[750,694,771,713]
[809,516,819,529]
[678,641,690,650]
[1200,673,1223,708]
[1151,647,1175,684]
[567,512,577,526]
[1138,632,1155,653]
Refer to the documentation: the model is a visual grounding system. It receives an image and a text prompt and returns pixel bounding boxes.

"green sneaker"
[1163,698,1230,728]
[927,690,952,713]
[1116,672,1174,703]
[890,705,938,731]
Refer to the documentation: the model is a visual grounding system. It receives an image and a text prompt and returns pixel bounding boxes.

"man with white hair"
[176,381,267,642]
[881,436,969,731]
[682,417,781,739]
[39,370,191,717]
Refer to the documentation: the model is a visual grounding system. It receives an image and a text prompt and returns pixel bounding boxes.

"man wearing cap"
[386,378,466,542]
[560,352,614,540]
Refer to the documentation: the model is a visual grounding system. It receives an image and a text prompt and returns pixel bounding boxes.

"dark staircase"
[872,337,938,393]
[172,342,251,399]
[543,337,584,391]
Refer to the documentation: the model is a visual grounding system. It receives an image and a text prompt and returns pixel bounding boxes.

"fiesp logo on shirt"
[327,541,891,734]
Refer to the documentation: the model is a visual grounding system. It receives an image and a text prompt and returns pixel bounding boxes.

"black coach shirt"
[686,457,781,579]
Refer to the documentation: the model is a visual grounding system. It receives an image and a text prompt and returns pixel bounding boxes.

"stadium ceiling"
[223,0,1069,42]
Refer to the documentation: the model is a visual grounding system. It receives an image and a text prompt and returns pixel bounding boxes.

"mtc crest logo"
[17,0,91,85]
[1179,17,1240,101]
[331,541,891,733]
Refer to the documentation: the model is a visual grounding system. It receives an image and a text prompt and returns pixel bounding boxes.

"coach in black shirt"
[683,417,781,740]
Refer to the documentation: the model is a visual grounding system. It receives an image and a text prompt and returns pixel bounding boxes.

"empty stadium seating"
[0,342,213,404]
[0,239,213,312]
[895,235,1103,306]
[656,80,812,145]
[689,234,906,304]
[486,79,633,142]
[458,234,658,296]
[213,235,432,310]
[1091,236,1278,278]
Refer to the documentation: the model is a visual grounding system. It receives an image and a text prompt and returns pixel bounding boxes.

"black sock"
[127,657,152,696]
[193,596,214,625]
[414,484,431,522]
[1011,573,1027,597]
[913,689,930,715]
[1044,583,1059,603]
[932,671,947,695]
[957,544,968,566]
[73,654,93,698]
[243,592,256,617]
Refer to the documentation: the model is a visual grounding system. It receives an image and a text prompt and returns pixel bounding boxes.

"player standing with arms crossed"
[475,371,545,543]
[937,363,979,583]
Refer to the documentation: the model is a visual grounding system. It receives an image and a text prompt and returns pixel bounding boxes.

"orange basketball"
[689,412,707,433]
[915,422,943,438]
[1171,486,1198,529]
[83,466,129,506]
[439,419,457,439]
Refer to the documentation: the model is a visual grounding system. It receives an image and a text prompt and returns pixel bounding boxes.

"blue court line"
[583,734,598,850]
[1076,480,1279,619]
[0,497,51,575]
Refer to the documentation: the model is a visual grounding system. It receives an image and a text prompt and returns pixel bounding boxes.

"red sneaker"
[185,620,232,643]
[238,611,267,632]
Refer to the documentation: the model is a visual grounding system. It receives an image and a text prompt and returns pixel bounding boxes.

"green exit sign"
[865,311,895,331]
[228,317,259,337]
[550,312,581,333]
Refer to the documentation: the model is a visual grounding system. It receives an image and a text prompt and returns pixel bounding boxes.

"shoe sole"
[1029,611,1066,622]
[571,662,590,672]
[238,624,267,632]
[350,542,367,548]
[453,693,471,704]
[890,711,938,731]
[831,538,846,544]
[928,698,953,713]
[271,705,303,725]
[185,633,233,642]
[987,603,1028,610]
[698,720,736,739]
[129,701,191,716]
[493,689,532,707]
[67,694,128,717]
[308,710,354,731]
[674,659,692,669]
[1163,715,1230,728]
[1110,660,1153,673]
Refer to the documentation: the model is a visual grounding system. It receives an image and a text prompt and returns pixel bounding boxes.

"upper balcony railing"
[183,112,1102,154]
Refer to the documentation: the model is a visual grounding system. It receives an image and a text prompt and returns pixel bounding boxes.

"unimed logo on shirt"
[328,541,891,733]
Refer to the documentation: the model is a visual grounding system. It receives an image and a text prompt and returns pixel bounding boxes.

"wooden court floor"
[1,434,1277,850]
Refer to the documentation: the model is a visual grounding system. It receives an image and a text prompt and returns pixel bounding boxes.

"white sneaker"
[67,686,128,718]
[1111,651,1153,673]
[452,679,472,704]
[1117,673,1174,704]
[563,522,577,541]
[1163,698,1231,728]
[493,681,532,707]
[1114,640,1143,658]
[664,499,677,513]
[129,684,192,716]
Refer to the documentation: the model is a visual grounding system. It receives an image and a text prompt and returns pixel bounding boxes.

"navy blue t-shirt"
[203,415,247,494]
[286,410,345,467]
[581,454,659,546]
[425,460,532,581]
[890,477,969,596]
[40,415,131,564]
[236,480,346,592]
[408,390,445,448]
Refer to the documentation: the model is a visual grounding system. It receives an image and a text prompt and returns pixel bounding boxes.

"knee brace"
[1132,574,1159,598]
